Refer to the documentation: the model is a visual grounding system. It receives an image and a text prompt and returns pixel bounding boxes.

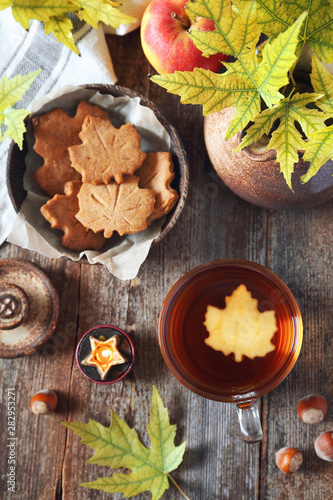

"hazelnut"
[297,394,327,424]
[275,447,303,474]
[314,431,333,462]
[30,389,58,415]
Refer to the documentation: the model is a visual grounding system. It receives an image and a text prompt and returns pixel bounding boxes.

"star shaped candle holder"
[76,325,134,384]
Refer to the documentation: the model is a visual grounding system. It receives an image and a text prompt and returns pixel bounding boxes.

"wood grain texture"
[0,27,332,500]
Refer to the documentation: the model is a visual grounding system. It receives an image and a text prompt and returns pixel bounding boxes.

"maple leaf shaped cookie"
[68,116,147,185]
[32,101,109,197]
[136,152,179,223]
[40,181,106,252]
[76,176,155,238]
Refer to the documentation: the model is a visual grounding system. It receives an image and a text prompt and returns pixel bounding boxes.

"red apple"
[140,0,228,74]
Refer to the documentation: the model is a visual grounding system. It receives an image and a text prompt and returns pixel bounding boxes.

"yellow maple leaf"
[0,70,41,149]
[1,0,137,54]
[234,92,328,188]
[76,0,137,29]
[8,0,76,30]
[44,14,78,55]
[152,1,306,141]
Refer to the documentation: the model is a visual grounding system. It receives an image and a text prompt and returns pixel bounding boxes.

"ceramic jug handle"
[235,399,263,443]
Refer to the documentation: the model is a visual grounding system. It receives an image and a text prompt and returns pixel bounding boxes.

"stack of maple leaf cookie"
[32,101,178,252]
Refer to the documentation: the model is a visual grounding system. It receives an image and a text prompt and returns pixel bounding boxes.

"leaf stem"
[289,70,297,89]
[167,473,191,500]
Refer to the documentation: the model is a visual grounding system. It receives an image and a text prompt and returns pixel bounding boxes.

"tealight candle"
[76,325,134,384]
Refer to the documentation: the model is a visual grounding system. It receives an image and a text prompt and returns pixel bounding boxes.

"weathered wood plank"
[62,264,132,500]
[0,244,80,500]
[261,204,333,498]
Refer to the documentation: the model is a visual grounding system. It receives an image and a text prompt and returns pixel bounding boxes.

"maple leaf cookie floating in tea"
[204,284,277,361]
[68,116,147,185]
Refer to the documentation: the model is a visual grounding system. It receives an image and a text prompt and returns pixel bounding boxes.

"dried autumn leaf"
[152,0,306,140]
[76,176,156,238]
[0,70,41,149]
[69,116,147,185]
[61,386,189,500]
[235,92,327,187]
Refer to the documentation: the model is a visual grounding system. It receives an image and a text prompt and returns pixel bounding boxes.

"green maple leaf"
[235,92,327,187]
[252,0,333,63]
[0,70,41,149]
[0,0,137,54]
[152,0,306,141]
[61,386,188,500]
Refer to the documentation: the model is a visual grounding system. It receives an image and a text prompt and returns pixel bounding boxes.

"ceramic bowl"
[204,107,333,210]
[6,84,189,248]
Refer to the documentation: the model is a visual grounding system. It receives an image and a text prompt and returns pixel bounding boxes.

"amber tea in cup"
[158,260,303,442]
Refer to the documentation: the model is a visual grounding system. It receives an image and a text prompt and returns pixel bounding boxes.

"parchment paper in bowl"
[7,85,171,281]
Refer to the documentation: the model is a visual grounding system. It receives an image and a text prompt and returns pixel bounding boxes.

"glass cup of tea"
[158,259,303,443]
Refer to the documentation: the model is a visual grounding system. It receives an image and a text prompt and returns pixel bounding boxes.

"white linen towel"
[0,9,117,244]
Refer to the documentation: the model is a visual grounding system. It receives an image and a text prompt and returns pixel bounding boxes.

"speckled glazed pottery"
[204,108,333,210]
[0,259,59,358]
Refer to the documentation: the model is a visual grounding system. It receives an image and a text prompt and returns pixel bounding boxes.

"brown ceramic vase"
[204,108,333,210]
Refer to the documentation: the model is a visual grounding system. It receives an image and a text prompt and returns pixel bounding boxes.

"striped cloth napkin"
[0,9,117,244]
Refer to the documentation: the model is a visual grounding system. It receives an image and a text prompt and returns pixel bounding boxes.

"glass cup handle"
[235,399,263,443]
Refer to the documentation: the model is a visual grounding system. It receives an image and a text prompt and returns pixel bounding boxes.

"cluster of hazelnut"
[275,394,332,474]
[28,389,333,475]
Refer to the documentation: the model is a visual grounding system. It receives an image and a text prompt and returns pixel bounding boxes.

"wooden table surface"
[1,29,332,500]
